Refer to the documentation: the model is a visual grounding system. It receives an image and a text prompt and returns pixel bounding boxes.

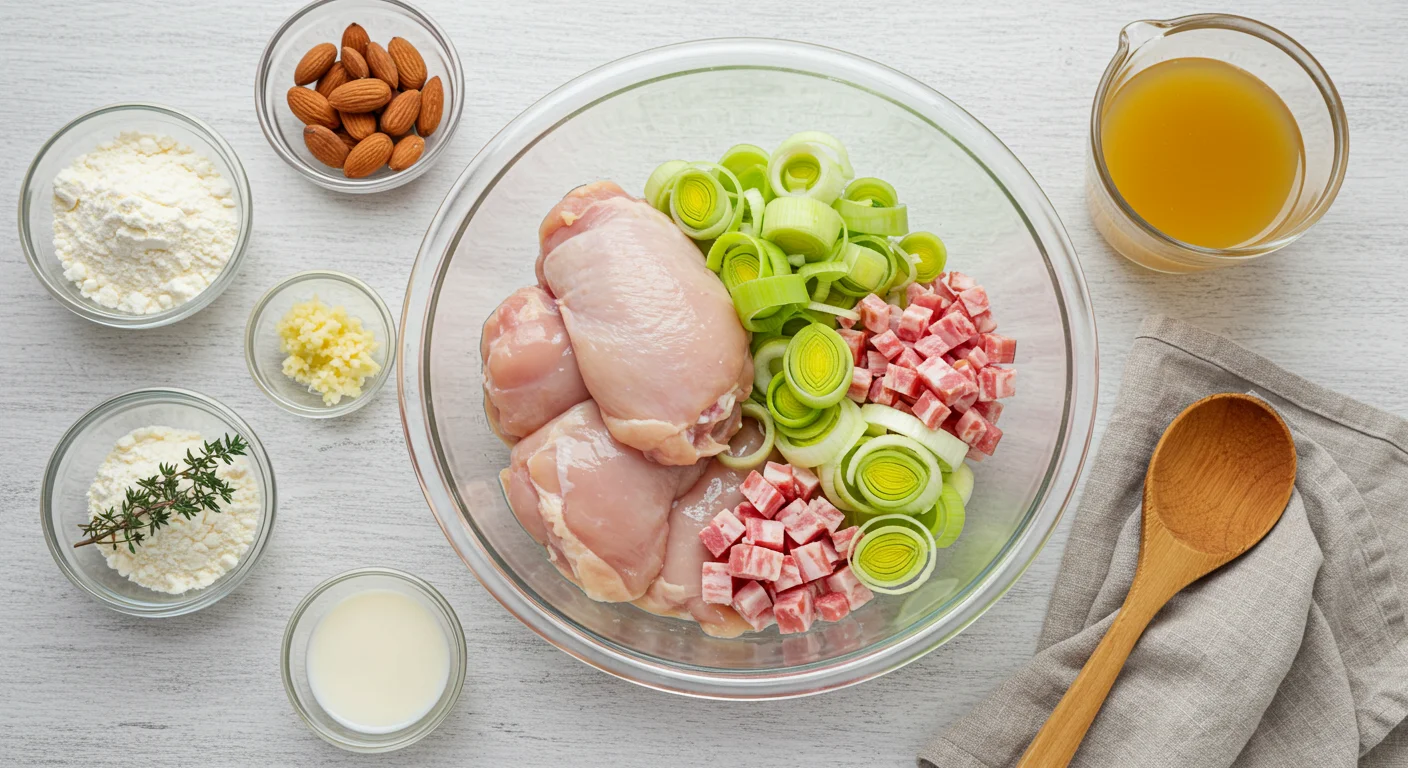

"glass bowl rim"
[396,36,1099,699]
[280,566,468,753]
[244,269,398,419]
[17,102,254,329]
[40,386,278,617]
[1088,13,1350,259]
[253,0,467,194]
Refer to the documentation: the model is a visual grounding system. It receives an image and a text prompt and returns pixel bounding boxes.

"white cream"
[306,589,450,734]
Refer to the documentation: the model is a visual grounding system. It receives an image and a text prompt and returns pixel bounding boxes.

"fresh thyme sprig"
[75,434,249,552]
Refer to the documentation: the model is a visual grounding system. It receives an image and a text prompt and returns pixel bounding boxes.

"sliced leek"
[707,232,789,293]
[767,141,847,203]
[860,403,969,472]
[767,372,823,430]
[775,396,866,468]
[729,274,808,332]
[776,131,855,179]
[751,336,791,397]
[668,165,737,240]
[762,197,844,261]
[718,403,776,471]
[933,484,966,548]
[898,231,948,284]
[720,144,772,200]
[783,323,852,408]
[843,434,943,516]
[947,462,975,505]
[850,514,937,595]
[644,159,688,210]
[834,177,909,236]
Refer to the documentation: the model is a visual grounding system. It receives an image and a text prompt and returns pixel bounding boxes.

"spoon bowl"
[1019,393,1297,767]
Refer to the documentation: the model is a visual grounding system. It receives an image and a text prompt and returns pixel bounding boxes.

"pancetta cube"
[808,496,846,533]
[848,367,873,403]
[830,526,862,559]
[743,607,776,631]
[971,310,997,334]
[820,537,841,564]
[943,271,977,293]
[746,517,786,551]
[734,501,765,521]
[951,387,979,414]
[815,592,852,622]
[929,313,978,352]
[960,345,989,370]
[972,419,1004,456]
[957,285,990,316]
[930,278,957,304]
[884,364,925,399]
[837,314,856,330]
[792,541,835,582]
[732,580,773,620]
[916,357,978,406]
[897,303,934,342]
[942,300,972,323]
[912,289,950,314]
[857,293,891,334]
[979,366,1017,401]
[867,350,889,376]
[808,579,830,597]
[868,377,897,406]
[893,400,914,416]
[728,543,785,582]
[888,304,903,333]
[896,346,925,371]
[966,447,987,463]
[773,555,804,593]
[953,409,991,447]
[763,461,796,500]
[775,498,808,528]
[826,565,876,610]
[912,389,952,430]
[700,562,734,605]
[905,282,931,306]
[913,334,950,360]
[870,329,905,360]
[780,505,828,546]
[836,328,868,367]
[773,587,816,634]
[740,471,786,518]
[698,509,746,558]
[791,465,821,501]
[981,333,1017,364]
[952,358,979,385]
[973,399,1004,424]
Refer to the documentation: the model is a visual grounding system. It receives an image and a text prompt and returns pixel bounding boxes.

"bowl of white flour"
[18,104,253,329]
[41,388,276,617]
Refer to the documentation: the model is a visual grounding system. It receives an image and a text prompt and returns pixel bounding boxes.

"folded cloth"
[920,316,1408,768]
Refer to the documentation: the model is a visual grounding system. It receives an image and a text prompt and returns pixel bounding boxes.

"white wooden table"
[3,1,1404,765]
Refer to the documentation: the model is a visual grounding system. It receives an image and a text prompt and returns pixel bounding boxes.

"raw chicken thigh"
[500,401,704,602]
[537,181,752,466]
[481,286,590,441]
[634,424,769,639]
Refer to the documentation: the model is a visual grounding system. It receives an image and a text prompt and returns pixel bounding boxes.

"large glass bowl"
[398,38,1098,699]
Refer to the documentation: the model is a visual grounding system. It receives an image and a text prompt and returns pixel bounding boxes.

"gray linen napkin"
[920,316,1408,768]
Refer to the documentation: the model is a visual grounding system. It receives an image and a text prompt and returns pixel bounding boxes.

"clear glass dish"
[18,103,254,329]
[398,38,1099,699]
[254,0,465,193]
[245,270,397,419]
[41,388,277,617]
[1087,14,1349,273]
[282,567,467,753]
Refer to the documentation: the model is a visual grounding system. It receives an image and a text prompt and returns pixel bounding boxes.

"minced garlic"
[277,297,381,405]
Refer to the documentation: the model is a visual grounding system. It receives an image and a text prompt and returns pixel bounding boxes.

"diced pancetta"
[836,328,868,367]
[912,290,949,314]
[700,562,734,604]
[740,471,786,518]
[781,506,828,546]
[734,501,764,521]
[888,304,903,333]
[868,377,897,406]
[820,537,840,564]
[972,399,1003,424]
[791,465,821,501]
[837,314,856,330]
[916,357,978,406]
[848,367,873,403]
[951,358,979,385]
[897,304,934,342]
[746,517,786,551]
[884,364,925,399]
[971,310,997,334]
[870,329,905,360]
[981,333,1016,364]
[960,345,989,370]
[858,293,891,334]
[896,347,925,370]
[912,389,951,430]
[866,350,889,376]
[773,555,804,592]
[905,282,931,306]
[825,565,875,610]
[972,418,1003,456]
[732,580,772,620]
[957,285,990,316]
[912,334,949,360]
[930,278,957,304]
[943,271,977,293]
[830,526,862,559]
[979,366,1017,401]
[815,592,852,622]
[951,387,979,413]
[698,508,746,557]
[728,543,785,582]
[773,587,816,634]
[792,541,835,582]
[808,496,846,532]
[929,313,978,352]
[953,409,990,447]
[763,461,796,500]
[742,607,776,631]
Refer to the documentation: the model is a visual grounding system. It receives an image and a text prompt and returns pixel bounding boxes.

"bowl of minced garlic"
[245,271,396,418]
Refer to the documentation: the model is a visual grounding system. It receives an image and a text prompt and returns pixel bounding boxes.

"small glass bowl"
[41,388,277,617]
[245,270,397,419]
[282,567,467,753]
[255,0,465,193]
[18,103,254,329]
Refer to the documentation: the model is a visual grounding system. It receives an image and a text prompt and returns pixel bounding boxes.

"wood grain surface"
[1,1,1404,766]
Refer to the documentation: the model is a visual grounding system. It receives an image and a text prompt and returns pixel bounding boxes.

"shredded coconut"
[87,426,260,594]
[51,131,238,315]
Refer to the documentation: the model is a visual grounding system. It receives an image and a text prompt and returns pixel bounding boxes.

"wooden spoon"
[1017,393,1297,768]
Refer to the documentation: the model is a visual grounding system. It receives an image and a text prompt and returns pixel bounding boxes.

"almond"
[417,76,445,136]
[389,134,425,171]
[365,41,399,90]
[341,23,369,57]
[341,110,377,140]
[294,42,337,86]
[388,37,427,90]
[328,78,392,112]
[304,125,350,168]
[380,89,421,136]
[335,130,358,152]
[315,61,348,98]
[287,87,340,130]
[341,46,368,79]
[344,133,393,178]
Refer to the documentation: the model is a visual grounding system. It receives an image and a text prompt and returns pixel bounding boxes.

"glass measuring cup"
[1087,14,1348,273]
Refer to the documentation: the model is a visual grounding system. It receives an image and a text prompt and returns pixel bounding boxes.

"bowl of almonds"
[255,0,464,192]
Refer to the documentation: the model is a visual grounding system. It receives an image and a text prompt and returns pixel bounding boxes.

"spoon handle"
[1015,584,1165,768]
